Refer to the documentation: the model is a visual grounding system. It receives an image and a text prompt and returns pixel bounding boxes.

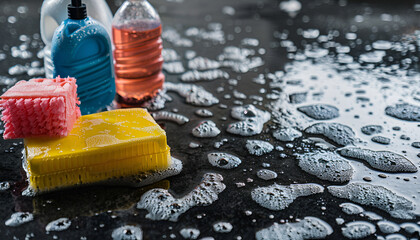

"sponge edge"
[0,77,80,139]
[24,108,172,193]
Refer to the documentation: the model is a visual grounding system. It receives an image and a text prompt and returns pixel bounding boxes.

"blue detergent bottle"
[51,0,115,115]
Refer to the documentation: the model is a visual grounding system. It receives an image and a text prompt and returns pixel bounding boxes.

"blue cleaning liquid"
[51,17,115,115]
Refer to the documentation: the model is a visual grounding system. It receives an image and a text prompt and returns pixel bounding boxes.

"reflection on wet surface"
[0,0,420,239]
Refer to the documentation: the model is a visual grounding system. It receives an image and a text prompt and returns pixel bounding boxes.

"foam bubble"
[338,148,417,173]
[163,61,185,74]
[5,212,34,227]
[359,51,386,63]
[279,0,302,14]
[207,152,241,169]
[304,122,356,146]
[137,173,225,221]
[192,121,221,138]
[255,216,332,240]
[152,111,189,125]
[377,221,400,234]
[162,28,193,47]
[342,221,376,239]
[302,29,320,39]
[45,218,71,232]
[361,125,383,135]
[0,181,10,191]
[297,104,339,120]
[165,82,219,106]
[213,222,233,233]
[112,225,143,240]
[385,103,420,121]
[363,211,383,221]
[372,40,393,50]
[227,105,271,136]
[162,49,180,62]
[295,151,354,183]
[251,183,324,211]
[339,203,364,215]
[218,46,264,73]
[188,57,220,70]
[328,183,416,219]
[185,24,225,44]
[241,38,259,47]
[246,140,274,156]
[213,138,228,149]
[256,169,277,180]
[384,234,407,240]
[304,48,329,58]
[195,109,213,117]
[400,222,420,234]
[371,136,391,145]
[181,70,229,82]
[179,228,200,239]
[273,127,302,141]
[141,89,172,111]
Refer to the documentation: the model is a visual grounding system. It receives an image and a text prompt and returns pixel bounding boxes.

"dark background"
[0,0,419,239]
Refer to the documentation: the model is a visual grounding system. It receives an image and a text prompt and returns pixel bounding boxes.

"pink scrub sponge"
[0,77,81,139]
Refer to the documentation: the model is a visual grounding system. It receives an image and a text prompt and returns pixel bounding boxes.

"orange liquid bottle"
[112,0,164,104]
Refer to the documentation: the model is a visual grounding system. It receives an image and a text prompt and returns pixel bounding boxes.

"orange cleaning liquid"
[112,25,164,104]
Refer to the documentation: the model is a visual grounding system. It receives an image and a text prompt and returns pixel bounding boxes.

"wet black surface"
[0,0,420,239]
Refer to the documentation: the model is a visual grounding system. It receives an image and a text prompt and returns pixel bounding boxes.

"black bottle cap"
[68,0,87,20]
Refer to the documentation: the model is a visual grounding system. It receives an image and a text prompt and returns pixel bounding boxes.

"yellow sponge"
[24,108,171,192]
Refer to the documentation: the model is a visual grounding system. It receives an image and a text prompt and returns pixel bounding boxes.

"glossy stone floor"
[0,0,419,239]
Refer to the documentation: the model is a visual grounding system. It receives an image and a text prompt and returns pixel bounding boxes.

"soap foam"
[180,70,229,82]
[251,183,324,211]
[256,169,278,180]
[245,140,274,156]
[207,152,241,169]
[227,105,271,136]
[297,104,339,120]
[212,222,233,233]
[385,103,420,121]
[342,221,376,239]
[192,121,221,138]
[179,228,200,239]
[339,203,364,215]
[295,151,354,183]
[338,147,417,173]
[304,122,356,146]
[5,212,34,227]
[194,109,213,117]
[360,125,383,135]
[45,218,71,232]
[188,56,220,70]
[137,173,225,221]
[377,221,400,234]
[111,225,143,240]
[165,82,219,106]
[255,216,332,240]
[328,183,416,219]
[272,127,302,142]
[152,111,189,125]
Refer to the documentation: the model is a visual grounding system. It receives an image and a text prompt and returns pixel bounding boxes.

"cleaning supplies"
[112,0,165,104]
[40,0,113,78]
[24,108,172,193]
[0,77,80,139]
[51,0,115,115]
